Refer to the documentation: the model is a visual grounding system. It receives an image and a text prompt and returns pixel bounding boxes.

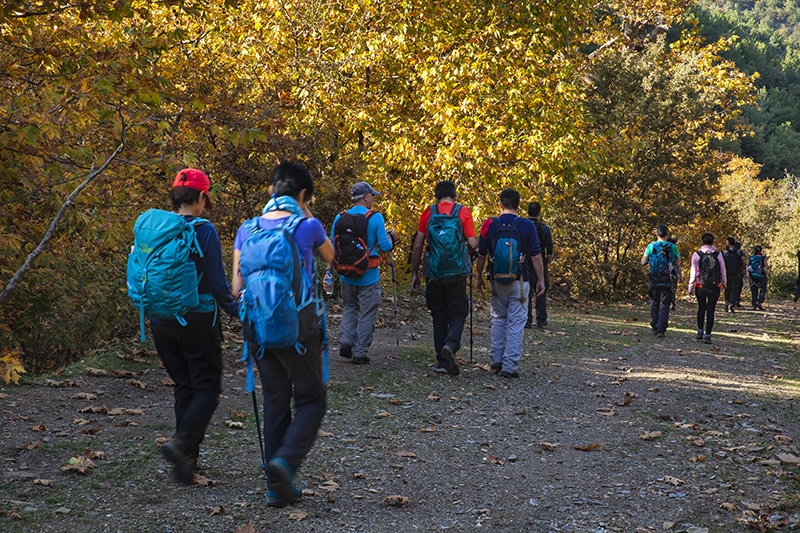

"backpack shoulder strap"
[510,216,522,230]
[430,204,439,216]
[450,204,462,217]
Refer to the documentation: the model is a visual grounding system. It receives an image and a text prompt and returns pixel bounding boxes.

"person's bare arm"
[410,231,425,292]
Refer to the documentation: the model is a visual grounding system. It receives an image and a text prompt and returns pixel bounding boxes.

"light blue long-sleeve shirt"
[330,205,393,286]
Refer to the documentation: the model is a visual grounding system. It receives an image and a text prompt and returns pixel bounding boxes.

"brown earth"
[2,292,800,532]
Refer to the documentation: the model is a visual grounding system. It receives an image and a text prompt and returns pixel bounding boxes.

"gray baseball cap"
[350,181,381,199]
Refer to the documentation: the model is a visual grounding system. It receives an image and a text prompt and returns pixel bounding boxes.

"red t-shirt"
[416,201,477,239]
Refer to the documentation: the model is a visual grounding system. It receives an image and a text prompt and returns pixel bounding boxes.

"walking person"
[721,237,746,312]
[232,162,334,507]
[747,245,770,310]
[134,169,239,485]
[525,201,553,329]
[794,249,800,302]
[329,182,396,365]
[641,224,681,337]
[688,233,727,344]
[410,180,479,376]
[475,189,545,378]
[734,241,745,308]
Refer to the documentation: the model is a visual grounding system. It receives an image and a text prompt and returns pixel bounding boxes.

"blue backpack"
[490,216,524,283]
[127,209,215,342]
[648,241,673,287]
[238,215,319,355]
[425,204,469,282]
[749,255,765,277]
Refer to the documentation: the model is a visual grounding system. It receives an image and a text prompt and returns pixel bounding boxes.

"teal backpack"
[126,209,215,341]
[749,255,765,277]
[425,204,470,282]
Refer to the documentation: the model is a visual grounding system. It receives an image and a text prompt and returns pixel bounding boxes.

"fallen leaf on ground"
[396,450,417,458]
[573,443,601,451]
[73,417,93,425]
[317,429,334,437]
[612,396,633,407]
[109,370,136,379]
[776,453,800,464]
[597,407,617,416]
[773,434,793,443]
[288,509,307,521]
[194,474,218,486]
[388,398,404,405]
[71,392,97,401]
[427,394,440,402]
[80,426,102,435]
[161,377,175,386]
[33,478,52,486]
[486,455,504,465]
[418,425,436,433]
[47,380,77,387]
[540,442,560,451]
[79,405,108,414]
[690,455,707,463]
[663,475,684,486]
[353,471,367,479]
[205,506,226,516]
[376,411,392,418]
[234,522,258,533]
[227,408,246,418]
[639,431,663,440]
[86,367,108,376]
[720,502,737,511]
[29,424,46,432]
[320,480,340,491]
[115,421,138,427]
[382,495,410,507]
[61,455,96,475]
[224,420,244,429]
[127,379,147,390]
[19,441,41,450]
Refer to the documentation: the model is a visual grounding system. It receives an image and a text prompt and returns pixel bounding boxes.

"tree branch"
[0,140,125,304]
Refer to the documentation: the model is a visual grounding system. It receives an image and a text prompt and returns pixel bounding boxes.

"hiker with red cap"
[130,168,238,485]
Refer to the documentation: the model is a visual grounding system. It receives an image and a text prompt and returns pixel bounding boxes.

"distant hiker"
[721,237,747,312]
[795,250,800,302]
[475,189,545,378]
[410,180,479,376]
[231,162,334,507]
[641,224,681,337]
[747,245,770,310]
[128,168,238,485]
[688,233,727,344]
[525,201,553,329]
[329,182,396,365]
[735,241,745,308]
[667,237,680,310]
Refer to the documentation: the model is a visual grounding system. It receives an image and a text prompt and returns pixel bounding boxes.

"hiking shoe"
[655,331,665,338]
[703,334,712,344]
[266,458,301,506]
[433,365,448,374]
[490,362,502,375]
[161,440,194,485]
[524,322,533,330]
[695,330,703,341]
[339,344,352,359]
[440,345,460,377]
[536,320,548,328]
[500,370,520,379]
[352,356,370,365]
[757,304,764,311]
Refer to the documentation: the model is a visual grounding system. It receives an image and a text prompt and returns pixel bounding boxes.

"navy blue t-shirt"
[478,214,541,282]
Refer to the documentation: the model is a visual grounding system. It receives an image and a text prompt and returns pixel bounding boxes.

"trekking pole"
[469,259,474,364]
[250,389,267,475]
[389,249,399,347]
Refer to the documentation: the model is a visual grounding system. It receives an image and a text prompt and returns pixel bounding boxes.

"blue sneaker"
[266,458,301,507]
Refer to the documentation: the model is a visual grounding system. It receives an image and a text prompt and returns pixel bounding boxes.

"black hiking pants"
[648,285,672,334]
[696,286,720,335]
[425,277,469,366]
[750,276,767,307]
[725,274,742,308]
[151,312,223,460]
[527,266,549,326]
[254,333,326,474]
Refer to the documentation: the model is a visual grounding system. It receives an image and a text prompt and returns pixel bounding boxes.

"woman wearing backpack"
[688,233,726,344]
[231,162,334,508]
[747,245,770,310]
[153,169,239,485]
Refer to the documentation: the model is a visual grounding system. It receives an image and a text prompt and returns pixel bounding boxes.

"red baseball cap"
[172,168,213,209]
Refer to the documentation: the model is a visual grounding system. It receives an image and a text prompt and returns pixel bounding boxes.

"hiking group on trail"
[128,164,784,507]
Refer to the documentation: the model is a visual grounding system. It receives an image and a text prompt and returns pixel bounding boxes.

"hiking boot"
[756,303,764,311]
[500,370,520,379]
[352,356,370,365]
[161,440,194,485]
[536,320,548,328]
[339,344,352,359]
[490,362,502,375]
[695,329,703,341]
[655,331,665,338]
[440,345,460,376]
[703,334,712,344]
[433,365,448,374]
[265,458,301,506]
[524,322,533,330]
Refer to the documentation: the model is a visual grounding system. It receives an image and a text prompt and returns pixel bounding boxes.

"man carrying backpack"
[410,180,479,376]
[329,182,396,365]
[525,201,553,329]
[688,233,727,344]
[747,245,770,310]
[641,224,681,337]
[475,189,545,379]
[232,162,334,508]
[128,168,238,485]
[794,249,800,303]
[722,237,747,313]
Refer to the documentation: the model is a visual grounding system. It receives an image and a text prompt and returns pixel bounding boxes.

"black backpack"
[698,250,722,288]
[721,248,741,275]
[332,210,376,277]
